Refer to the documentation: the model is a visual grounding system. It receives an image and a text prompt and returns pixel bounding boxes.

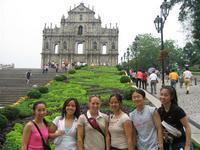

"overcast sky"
[0,0,185,68]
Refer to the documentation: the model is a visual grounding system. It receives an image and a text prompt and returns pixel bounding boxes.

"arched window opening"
[78,26,83,35]
[102,45,107,54]
[112,42,115,49]
[46,42,49,49]
[80,15,83,20]
[63,41,67,49]
[55,44,59,54]
[93,42,97,50]
[77,43,84,54]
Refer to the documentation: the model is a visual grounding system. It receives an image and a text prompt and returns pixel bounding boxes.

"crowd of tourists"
[22,86,192,150]
[129,66,193,95]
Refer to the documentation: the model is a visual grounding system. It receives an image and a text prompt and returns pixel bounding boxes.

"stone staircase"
[0,68,63,107]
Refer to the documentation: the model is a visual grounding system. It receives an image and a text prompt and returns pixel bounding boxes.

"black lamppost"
[123,52,126,63]
[127,48,130,63]
[134,36,139,70]
[121,56,123,64]
[154,0,170,86]
[127,48,130,71]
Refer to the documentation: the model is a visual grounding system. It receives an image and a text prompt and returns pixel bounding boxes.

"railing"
[0,64,15,70]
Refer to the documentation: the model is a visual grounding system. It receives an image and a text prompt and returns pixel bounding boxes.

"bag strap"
[32,121,47,145]
[84,113,105,138]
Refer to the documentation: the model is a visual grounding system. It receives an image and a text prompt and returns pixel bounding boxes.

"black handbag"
[32,121,51,150]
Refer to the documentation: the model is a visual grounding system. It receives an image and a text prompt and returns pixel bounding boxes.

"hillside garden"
[0,66,135,150]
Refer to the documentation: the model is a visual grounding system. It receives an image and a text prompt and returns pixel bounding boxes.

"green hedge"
[2,123,23,150]
[118,71,126,75]
[27,90,41,99]
[0,113,8,130]
[0,106,20,120]
[68,69,76,74]
[54,75,67,81]
[120,75,130,83]
[38,86,49,93]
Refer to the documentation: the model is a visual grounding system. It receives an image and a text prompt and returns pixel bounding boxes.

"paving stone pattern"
[146,76,200,126]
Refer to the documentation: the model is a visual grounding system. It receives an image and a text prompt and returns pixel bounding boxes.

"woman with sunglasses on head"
[49,98,80,150]
[158,86,192,150]
[108,93,135,150]
[22,101,49,150]
[129,89,163,150]
[77,95,110,150]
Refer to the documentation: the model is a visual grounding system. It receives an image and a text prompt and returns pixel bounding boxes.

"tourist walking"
[25,70,32,84]
[49,98,80,150]
[108,93,135,150]
[129,68,136,84]
[136,70,143,88]
[149,70,158,94]
[77,95,109,150]
[183,67,193,94]
[22,101,50,150]
[129,89,163,150]
[169,69,179,89]
[142,70,148,90]
[158,86,192,150]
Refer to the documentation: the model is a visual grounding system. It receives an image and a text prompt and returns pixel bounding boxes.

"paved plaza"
[146,77,200,126]
[144,76,200,144]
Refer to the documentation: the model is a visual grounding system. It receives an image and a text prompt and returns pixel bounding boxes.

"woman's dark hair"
[32,101,48,126]
[109,93,123,103]
[160,86,178,105]
[133,89,146,98]
[61,98,80,119]
[33,101,46,111]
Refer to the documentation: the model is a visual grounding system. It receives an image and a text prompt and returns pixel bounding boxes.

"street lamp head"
[160,0,170,20]
[154,15,161,33]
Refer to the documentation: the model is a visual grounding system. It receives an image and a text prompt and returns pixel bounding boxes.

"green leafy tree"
[128,34,184,71]
[183,42,200,66]
[129,34,160,70]
[170,0,200,66]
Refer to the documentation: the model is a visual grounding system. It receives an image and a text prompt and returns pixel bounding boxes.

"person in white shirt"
[49,98,80,150]
[183,67,193,94]
[149,70,158,94]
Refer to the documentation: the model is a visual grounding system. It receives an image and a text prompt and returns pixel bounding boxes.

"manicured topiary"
[68,69,76,74]
[116,64,123,71]
[0,114,8,130]
[123,87,135,100]
[18,108,32,119]
[0,106,20,120]
[38,86,49,93]
[54,75,67,81]
[75,66,82,70]
[120,75,130,83]
[118,71,126,75]
[27,90,41,99]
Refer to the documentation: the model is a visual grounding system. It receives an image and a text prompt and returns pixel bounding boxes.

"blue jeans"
[170,80,177,89]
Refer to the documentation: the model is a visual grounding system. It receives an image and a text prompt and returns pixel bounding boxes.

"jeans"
[170,80,177,89]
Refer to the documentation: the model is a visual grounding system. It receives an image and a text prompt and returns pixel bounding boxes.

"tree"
[129,34,184,71]
[183,42,200,66]
[129,34,161,70]
[170,0,200,66]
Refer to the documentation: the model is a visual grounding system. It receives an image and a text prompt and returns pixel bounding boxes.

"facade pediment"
[69,3,94,14]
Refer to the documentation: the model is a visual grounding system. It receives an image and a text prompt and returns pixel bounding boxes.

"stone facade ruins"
[41,3,119,67]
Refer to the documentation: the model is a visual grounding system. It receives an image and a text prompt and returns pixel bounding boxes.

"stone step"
[0,68,65,106]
